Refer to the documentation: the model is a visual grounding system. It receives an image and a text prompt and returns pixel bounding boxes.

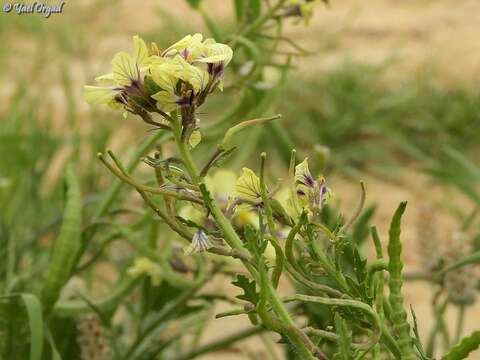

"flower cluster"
[84,34,233,146]
[280,0,326,25]
[181,158,332,255]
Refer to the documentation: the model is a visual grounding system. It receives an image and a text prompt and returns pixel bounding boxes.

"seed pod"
[40,165,82,315]
[387,202,416,360]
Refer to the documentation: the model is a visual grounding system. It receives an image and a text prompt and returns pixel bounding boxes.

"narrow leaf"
[21,293,44,360]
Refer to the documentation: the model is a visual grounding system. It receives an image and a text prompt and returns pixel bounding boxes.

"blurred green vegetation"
[277,62,480,179]
[1,2,479,358]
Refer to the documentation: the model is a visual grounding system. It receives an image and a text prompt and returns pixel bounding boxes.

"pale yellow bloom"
[150,55,209,113]
[205,170,237,205]
[295,158,333,213]
[127,257,162,286]
[162,33,205,63]
[235,168,262,203]
[84,35,149,108]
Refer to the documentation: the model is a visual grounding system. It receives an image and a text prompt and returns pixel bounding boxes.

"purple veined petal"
[181,48,189,61]
[185,229,213,255]
[296,174,315,188]
[297,189,306,196]
[318,180,328,205]
[114,92,129,106]
[176,97,192,106]
[207,63,225,78]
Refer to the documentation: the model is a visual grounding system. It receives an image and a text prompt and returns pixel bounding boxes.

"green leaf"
[185,0,202,9]
[40,166,82,315]
[333,313,353,360]
[211,147,237,168]
[387,202,416,360]
[232,275,259,305]
[21,293,44,360]
[442,330,480,360]
[233,0,246,23]
[45,329,62,360]
[351,205,376,245]
[246,0,261,22]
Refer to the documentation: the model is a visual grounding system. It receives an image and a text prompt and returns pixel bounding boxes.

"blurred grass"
[0,3,479,359]
[276,62,480,178]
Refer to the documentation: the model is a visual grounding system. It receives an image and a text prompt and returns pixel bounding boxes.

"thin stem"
[455,305,466,344]
[172,110,317,359]
[93,132,169,219]
[283,294,381,351]
[174,326,264,360]
[340,181,366,233]
[260,152,284,288]
[98,152,202,204]
[122,276,208,360]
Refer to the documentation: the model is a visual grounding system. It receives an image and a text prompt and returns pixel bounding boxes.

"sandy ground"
[3,0,480,358]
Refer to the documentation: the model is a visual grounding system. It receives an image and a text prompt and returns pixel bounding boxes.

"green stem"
[283,294,382,351]
[93,132,168,219]
[260,153,284,288]
[172,112,317,360]
[174,326,265,360]
[455,305,466,344]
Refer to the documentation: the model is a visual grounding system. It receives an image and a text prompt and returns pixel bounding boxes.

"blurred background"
[1,0,479,358]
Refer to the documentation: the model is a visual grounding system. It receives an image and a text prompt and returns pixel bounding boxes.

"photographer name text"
[3,1,65,18]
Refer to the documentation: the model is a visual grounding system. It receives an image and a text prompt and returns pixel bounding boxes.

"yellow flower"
[162,33,205,63]
[235,168,262,204]
[84,35,150,108]
[150,55,209,113]
[233,205,259,228]
[200,39,233,91]
[205,170,237,206]
[127,257,162,286]
[161,34,233,92]
[295,158,332,213]
[282,0,321,25]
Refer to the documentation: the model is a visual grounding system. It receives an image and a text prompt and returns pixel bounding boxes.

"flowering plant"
[83,30,459,359]
[2,1,480,360]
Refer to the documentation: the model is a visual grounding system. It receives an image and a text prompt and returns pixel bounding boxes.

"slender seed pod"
[442,330,480,360]
[387,202,416,360]
[41,165,82,315]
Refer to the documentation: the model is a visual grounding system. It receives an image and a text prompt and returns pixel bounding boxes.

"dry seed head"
[76,315,110,360]
[415,206,441,273]
[443,231,478,306]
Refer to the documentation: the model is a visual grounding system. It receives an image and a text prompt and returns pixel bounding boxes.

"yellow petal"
[233,204,259,228]
[206,170,237,201]
[163,33,204,61]
[132,35,149,66]
[295,158,313,186]
[84,85,117,105]
[235,168,262,203]
[150,60,177,93]
[172,55,208,93]
[94,72,114,84]
[151,90,178,113]
[189,130,202,149]
[127,257,162,286]
[112,51,139,87]
[198,43,233,66]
